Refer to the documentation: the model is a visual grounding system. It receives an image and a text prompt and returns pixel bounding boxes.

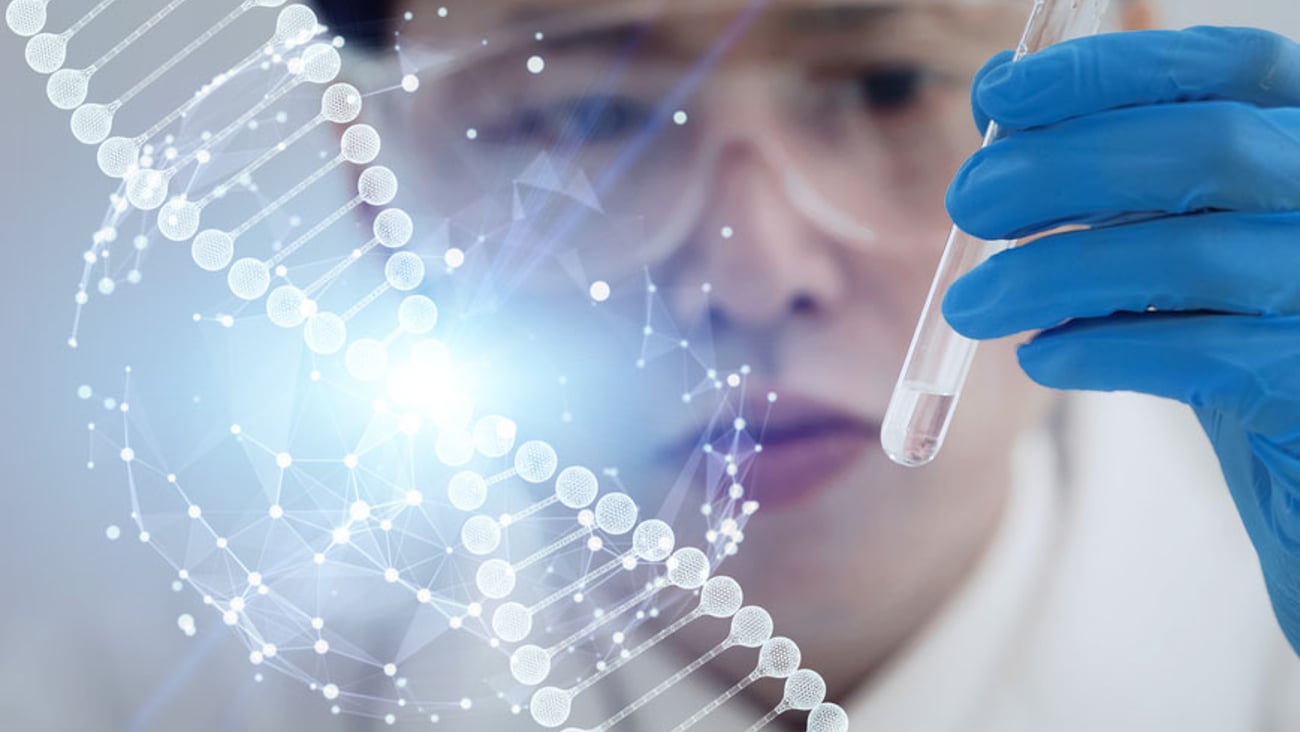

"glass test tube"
[881,0,1112,468]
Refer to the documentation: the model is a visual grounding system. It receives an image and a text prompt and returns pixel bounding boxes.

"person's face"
[360,0,1051,700]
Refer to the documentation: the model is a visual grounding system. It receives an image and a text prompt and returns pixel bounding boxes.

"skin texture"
[344,0,1150,716]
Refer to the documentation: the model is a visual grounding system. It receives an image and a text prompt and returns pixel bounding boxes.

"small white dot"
[527,55,545,74]
[401,74,420,92]
[589,280,611,302]
[673,110,688,125]
[350,501,371,521]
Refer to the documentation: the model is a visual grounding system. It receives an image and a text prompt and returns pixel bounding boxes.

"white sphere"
[529,687,572,728]
[729,606,774,648]
[158,199,201,241]
[303,312,346,354]
[344,338,388,382]
[472,415,516,458]
[783,669,827,711]
[24,32,64,73]
[806,703,850,732]
[373,207,412,248]
[475,558,516,599]
[434,429,475,467]
[510,645,551,686]
[553,466,598,509]
[384,252,424,291]
[757,637,801,679]
[46,68,89,110]
[357,166,398,205]
[632,519,675,562]
[397,295,437,334]
[191,230,235,272]
[97,137,140,178]
[320,82,362,123]
[265,285,309,327]
[491,602,533,643]
[125,168,170,211]
[666,547,709,589]
[70,103,114,144]
[299,43,341,83]
[6,0,46,37]
[514,441,558,484]
[227,258,270,300]
[461,515,501,556]
[447,471,488,512]
[699,576,743,618]
[340,124,381,164]
[274,5,318,45]
[594,493,639,536]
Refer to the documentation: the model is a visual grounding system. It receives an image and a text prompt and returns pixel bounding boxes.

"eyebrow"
[504,3,903,56]
[784,5,899,31]
[536,21,652,54]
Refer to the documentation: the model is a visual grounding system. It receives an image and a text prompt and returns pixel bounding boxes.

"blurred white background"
[0,1,1297,730]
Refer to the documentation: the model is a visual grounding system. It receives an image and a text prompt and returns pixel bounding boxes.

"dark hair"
[313,0,398,52]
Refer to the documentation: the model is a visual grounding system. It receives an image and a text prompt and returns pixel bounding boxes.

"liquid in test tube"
[881,0,1111,468]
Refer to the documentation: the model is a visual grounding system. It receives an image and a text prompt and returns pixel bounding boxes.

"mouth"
[662,388,881,512]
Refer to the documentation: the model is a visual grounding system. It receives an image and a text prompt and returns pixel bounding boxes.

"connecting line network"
[7,0,850,729]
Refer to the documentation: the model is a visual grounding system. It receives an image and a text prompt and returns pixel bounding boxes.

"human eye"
[853,64,947,114]
[477,94,657,147]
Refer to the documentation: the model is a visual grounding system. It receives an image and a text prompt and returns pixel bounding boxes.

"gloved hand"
[942,26,1300,654]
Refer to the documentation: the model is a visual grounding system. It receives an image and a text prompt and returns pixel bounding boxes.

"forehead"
[399,0,1018,40]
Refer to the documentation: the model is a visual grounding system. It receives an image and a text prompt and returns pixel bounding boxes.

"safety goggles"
[354,1,1026,292]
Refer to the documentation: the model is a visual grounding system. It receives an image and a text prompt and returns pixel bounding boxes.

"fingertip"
[973,45,1073,129]
[940,277,980,339]
[945,149,1001,242]
[1016,337,1064,390]
[971,49,1016,134]
[941,263,1002,340]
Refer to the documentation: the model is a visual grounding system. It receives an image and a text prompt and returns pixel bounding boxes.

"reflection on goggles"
[369,4,1020,290]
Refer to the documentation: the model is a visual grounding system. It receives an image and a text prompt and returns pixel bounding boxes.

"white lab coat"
[588,393,1300,732]
[3,394,1297,731]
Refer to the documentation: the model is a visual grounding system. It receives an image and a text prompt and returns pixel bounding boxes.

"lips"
[662,388,881,511]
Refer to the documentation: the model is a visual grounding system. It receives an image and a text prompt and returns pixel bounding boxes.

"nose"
[668,90,850,332]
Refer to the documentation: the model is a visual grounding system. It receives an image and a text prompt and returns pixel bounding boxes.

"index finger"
[972,26,1300,131]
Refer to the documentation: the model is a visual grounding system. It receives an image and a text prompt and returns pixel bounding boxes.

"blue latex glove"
[942,26,1300,654]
